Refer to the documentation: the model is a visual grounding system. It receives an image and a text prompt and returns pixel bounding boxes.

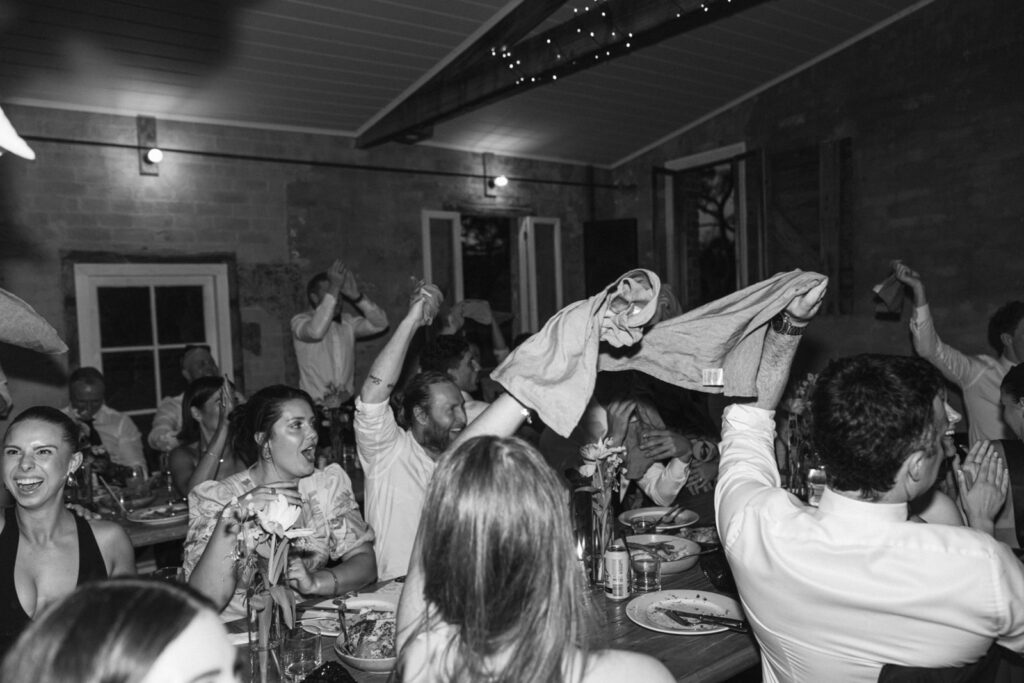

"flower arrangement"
[576,438,625,582]
[235,494,313,683]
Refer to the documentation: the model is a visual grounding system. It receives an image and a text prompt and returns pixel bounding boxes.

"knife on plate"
[654,606,749,632]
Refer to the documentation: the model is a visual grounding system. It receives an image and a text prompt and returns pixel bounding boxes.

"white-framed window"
[660,143,765,309]
[73,263,234,422]
[421,210,563,337]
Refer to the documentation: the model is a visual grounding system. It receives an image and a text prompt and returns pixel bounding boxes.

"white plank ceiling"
[0,0,932,167]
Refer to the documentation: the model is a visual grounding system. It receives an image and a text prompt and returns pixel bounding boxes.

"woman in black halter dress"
[0,406,135,657]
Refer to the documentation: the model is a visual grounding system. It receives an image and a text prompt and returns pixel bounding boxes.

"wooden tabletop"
[231,492,757,682]
[101,490,189,548]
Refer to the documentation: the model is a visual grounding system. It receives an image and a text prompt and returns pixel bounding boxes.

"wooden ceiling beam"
[357,0,773,149]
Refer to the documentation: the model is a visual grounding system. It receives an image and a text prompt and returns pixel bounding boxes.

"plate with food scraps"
[618,506,699,531]
[626,589,743,636]
[677,525,721,546]
[625,534,701,574]
[332,597,398,673]
[125,502,188,526]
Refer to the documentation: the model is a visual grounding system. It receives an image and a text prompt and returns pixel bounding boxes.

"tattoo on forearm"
[369,375,383,385]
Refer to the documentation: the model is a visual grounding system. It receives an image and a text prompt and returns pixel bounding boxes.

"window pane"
[533,222,560,327]
[102,351,156,412]
[429,216,455,300]
[156,286,206,344]
[98,287,152,347]
[159,348,189,400]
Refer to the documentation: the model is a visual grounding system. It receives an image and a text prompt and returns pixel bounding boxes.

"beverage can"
[604,542,630,601]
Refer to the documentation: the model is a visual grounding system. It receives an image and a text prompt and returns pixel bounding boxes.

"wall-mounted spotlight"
[489,174,509,189]
[137,115,160,176]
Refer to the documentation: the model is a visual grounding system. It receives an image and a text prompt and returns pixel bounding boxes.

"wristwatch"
[770,312,807,336]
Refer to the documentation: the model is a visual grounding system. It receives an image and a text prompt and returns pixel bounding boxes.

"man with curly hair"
[716,278,1024,682]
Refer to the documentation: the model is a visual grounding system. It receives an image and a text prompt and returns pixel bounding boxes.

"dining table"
[98,487,190,548]
[229,491,758,682]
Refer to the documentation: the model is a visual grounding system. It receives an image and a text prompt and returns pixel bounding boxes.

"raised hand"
[286,556,317,595]
[956,442,1008,533]
[891,260,926,305]
[785,277,828,322]
[639,428,693,462]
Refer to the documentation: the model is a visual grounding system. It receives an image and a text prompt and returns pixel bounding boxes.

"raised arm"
[894,261,979,385]
[755,278,829,410]
[293,260,346,343]
[360,286,436,405]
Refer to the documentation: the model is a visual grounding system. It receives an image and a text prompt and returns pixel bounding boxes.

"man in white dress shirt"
[716,278,1024,683]
[292,260,388,408]
[354,285,466,581]
[894,261,1024,443]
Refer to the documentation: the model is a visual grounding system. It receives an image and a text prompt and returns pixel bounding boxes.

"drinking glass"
[282,626,321,682]
[806,466,827,507]
[630,518,656,534]
[125,466,148,507]
[631,551,661,592]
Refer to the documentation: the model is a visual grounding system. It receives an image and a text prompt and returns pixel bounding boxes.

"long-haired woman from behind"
[396,435,673,683]
[0,578,238,683]
[0,406,135,657]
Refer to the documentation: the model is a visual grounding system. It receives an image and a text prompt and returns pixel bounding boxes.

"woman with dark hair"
[167,376,247,496]
[0,578,237,683]
[397,435,672,683]
[184,384,375,618]
[0,406,135,656]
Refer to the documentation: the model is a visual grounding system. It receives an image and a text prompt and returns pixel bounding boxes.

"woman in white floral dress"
[183,385,376,619]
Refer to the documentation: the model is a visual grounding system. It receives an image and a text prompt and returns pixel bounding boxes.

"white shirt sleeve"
[637,457,691,506]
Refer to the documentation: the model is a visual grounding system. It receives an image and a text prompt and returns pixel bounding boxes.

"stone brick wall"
[0,105,608,428]
[610,0,1024,386]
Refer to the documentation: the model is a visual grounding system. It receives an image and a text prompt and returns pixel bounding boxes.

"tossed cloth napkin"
[0,105,35,160]
[601,269,824,397]
[491,269,660,436]
[0,288,68,353]
[495,269,823,437]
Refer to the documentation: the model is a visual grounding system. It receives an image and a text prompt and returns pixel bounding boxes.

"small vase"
[591,506,612,585]
[245,580,284,683]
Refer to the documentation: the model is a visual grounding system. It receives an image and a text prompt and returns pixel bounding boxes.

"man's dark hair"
[69,366,104,387]
[1002,363,1024,403]
[395,371,456,430]
[306,272,330,306]
[988,302,1024,354]
[420,335,470,376]
[810,354,944,500]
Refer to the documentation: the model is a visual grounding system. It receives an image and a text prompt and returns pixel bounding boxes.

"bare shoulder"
[88,519,136,575]
[582,649,674,683]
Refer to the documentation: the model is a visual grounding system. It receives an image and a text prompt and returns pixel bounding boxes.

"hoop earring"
[262,442,273,461]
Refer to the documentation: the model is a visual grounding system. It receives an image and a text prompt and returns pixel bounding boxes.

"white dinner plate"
[618,506,699,531]
[625,589,744,636]
[125,502,188,526]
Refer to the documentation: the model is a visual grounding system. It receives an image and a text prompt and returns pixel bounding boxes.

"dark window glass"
[158,348,189,399]
[98,287,152,347]
[156,286,205,344]
[102,350,156,411]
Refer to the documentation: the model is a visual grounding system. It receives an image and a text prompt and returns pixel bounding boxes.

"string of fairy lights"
[489,0,735,87]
